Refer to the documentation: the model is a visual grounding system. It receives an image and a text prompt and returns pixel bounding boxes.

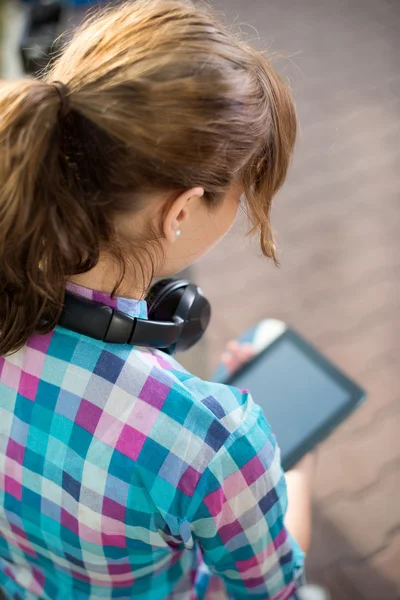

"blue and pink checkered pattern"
[0,282,304,599]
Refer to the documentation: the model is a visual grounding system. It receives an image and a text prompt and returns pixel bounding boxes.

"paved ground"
[195,0,400,598]
[2,0,400,598]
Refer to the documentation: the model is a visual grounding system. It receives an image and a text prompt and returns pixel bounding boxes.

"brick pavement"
[2,0,399,597]
[196,0,400,597]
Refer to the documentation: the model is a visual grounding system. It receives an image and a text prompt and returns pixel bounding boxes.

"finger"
[242,343,255,355]
[226,340,240,353]
[220,351,231,366]
[234,351,247,365]
[222,355,239,374]
[238,346,253,357]
[229,357,241,371]
[225,358,237,374]
[236,347,253,363]
[234,351,250,369]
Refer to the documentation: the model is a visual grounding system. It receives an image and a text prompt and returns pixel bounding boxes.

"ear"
[163,187,204,243]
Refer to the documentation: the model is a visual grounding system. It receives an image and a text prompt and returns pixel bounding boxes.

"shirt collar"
[65,282,148,320]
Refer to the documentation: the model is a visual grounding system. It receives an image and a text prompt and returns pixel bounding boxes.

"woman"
[0,1,312,598]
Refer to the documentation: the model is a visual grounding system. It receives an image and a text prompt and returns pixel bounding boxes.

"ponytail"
[0,79,102,354]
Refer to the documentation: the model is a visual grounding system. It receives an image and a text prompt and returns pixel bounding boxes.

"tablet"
[223,325,366,471]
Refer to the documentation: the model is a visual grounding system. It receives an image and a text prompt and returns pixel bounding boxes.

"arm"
[284,454,315,554]
[186,401,305,600]
[221,341,315,554]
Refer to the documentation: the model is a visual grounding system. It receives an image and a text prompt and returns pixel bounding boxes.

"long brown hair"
[0,0,296,355]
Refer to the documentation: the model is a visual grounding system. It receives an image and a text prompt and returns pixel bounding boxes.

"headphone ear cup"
[146,279,190,323]
[146,279,211,353]
[175,289,210,352]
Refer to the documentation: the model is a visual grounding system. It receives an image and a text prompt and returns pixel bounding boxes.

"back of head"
[0,0,296,355]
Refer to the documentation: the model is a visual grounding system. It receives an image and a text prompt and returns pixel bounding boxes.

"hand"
[220,340,255,374]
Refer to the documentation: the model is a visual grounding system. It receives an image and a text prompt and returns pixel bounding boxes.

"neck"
[68,254,149,299]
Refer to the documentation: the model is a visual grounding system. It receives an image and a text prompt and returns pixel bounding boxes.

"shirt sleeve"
[184,393,305,600]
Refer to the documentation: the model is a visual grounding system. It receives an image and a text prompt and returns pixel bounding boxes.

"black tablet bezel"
[223,328,366,471]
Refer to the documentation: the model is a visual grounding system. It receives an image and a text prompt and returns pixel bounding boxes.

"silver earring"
[175,229,181,237]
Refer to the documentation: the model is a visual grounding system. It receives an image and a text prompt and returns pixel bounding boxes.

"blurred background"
[1,0,399,598]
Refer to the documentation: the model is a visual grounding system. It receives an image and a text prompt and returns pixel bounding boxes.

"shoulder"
[144,350,278,480]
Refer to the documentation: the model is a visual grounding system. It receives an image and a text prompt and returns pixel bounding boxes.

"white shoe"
[297,584,331,600]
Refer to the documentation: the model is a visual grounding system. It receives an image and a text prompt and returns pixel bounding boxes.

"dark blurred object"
[19,0,114,75]
[20,0,97,4]
[19,1,63,76]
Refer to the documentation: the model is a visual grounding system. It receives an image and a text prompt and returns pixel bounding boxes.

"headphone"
[58,279,211,355]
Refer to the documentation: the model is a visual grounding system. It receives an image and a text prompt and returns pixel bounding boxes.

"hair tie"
[52,81,70,117]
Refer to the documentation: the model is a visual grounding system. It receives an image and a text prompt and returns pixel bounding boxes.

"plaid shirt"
[0,282,304,600]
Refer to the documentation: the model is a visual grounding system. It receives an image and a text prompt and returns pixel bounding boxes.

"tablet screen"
[227,331,364,469]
